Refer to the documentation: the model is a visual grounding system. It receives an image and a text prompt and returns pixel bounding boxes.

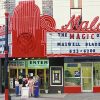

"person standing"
[22,77,26,87]
[15,78,19,96]
[18,76,23,96]
[28,76,34,97]
[34,76,40,97]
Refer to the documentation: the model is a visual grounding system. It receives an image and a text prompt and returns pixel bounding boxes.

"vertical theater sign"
[12,1,56,57]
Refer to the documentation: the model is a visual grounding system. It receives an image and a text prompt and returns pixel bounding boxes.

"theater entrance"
[8,59,49,93]
[28,69,49,91]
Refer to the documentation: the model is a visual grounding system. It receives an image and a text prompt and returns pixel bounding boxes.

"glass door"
[9,69,17,88]
[81,64,93,92]
[28,69,35,77]
[18,69,26,78]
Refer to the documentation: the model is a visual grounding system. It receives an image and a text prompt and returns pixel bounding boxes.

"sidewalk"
[1,93,100,100]
[64,93,100,100]
[0,93,66,100]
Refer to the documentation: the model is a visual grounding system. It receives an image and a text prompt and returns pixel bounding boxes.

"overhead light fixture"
[25,58,28,59]
[18,58,22,59]
[13,59,15,61]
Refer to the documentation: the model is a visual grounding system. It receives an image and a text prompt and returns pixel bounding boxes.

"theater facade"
[0,1,100,93]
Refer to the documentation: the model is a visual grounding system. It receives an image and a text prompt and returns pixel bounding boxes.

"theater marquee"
[46,32,100,56]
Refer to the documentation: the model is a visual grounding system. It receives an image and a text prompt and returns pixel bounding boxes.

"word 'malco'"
[58,15,100,33]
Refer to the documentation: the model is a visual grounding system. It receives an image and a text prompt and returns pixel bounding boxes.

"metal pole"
[4,12,9,100]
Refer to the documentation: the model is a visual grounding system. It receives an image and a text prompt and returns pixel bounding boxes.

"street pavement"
[0,93,100,100]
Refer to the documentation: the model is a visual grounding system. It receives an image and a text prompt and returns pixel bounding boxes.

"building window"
[70,0,82,8]
[64,63,81,86]
[74,0,79,8]
[93,63,100,86]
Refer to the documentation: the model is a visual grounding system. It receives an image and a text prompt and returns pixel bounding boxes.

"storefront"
[6,57,100,93]
[8,59,49,92]
[48,57,100,93]
[64,57,100,93]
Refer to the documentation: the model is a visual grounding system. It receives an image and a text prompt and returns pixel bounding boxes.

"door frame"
[50,66,63,86]
[81,62,93,92]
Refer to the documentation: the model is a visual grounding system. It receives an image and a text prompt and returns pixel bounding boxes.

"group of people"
[15,75,40,97]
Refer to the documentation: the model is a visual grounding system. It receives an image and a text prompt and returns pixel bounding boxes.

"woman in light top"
[28,76,34,97]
